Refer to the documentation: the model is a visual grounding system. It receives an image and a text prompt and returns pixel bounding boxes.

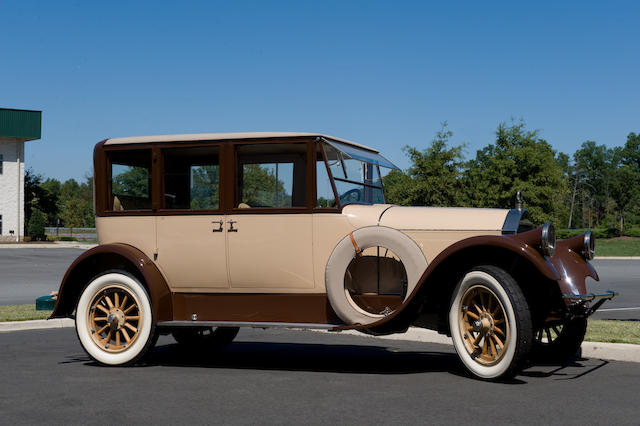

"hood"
[343,205,510,232]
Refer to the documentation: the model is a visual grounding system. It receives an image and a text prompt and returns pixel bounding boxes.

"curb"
[0,319,74,332]
[0,243,96,249]
[1,319,638,364]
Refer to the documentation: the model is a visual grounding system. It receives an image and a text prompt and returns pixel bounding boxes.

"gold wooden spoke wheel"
[88,286,142,353]
[458,285,510,366]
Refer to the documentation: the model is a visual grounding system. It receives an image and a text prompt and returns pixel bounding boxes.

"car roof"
[103,132,379,153]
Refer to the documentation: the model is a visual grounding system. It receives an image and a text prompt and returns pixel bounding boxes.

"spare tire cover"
[325,226,428,325]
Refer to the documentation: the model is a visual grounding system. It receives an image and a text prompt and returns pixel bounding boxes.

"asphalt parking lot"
[0,327,638,425]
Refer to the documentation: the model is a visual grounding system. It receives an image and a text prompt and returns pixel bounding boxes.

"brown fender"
[550,234,599,297]
[333,227,562,333]
[50,243,172,322]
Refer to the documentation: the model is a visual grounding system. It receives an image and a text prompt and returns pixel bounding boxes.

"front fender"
[333,229,561,333]
[50,243,172,322]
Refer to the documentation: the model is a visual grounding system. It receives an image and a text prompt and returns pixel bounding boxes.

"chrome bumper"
[562,291,618,302]
[562,291,618,317]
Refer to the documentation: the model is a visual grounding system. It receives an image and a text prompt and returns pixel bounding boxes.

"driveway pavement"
[0,327,638,425]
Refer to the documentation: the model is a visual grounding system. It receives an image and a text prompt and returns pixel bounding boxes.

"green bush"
[27,209,47,241]
[557,227,619,239]
[624,227,640,238]
[57,236,78,242]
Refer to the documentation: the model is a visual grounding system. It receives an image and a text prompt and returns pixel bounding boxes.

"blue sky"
[1,1,639,182]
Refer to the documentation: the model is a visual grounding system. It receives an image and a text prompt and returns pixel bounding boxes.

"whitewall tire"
[75,272,155,366]
[449,266,532,380]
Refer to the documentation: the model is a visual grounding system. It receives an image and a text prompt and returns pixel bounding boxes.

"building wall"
[0,140,25,242]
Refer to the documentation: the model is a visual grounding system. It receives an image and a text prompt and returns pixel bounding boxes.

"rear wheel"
[172,327,239,348]
[531,318,587,364]
[449,266,532,380]
[75,272,156,366]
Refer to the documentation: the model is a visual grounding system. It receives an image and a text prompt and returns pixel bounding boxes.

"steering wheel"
[339,188,362,203]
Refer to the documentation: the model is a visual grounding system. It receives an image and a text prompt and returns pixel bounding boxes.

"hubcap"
[458,286,510,366]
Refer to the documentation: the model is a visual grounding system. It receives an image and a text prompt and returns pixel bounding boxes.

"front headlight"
[541,222,556,257]
[583,230,595,260]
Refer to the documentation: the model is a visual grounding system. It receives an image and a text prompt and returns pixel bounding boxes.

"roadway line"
[598,307,640,312]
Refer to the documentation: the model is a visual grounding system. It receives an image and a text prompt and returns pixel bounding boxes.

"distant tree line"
[384,121,640,235]
[24,171,94,239]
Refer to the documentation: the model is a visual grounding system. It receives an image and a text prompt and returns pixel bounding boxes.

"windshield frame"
[318,139,393,209]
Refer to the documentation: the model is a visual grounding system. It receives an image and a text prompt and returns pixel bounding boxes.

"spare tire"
[325,226,427,325]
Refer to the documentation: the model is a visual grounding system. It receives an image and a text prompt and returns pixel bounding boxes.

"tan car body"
[51,133,601,336]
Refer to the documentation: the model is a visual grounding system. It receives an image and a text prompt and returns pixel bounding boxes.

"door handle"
[212,220,223,232]
[227,219,238,232]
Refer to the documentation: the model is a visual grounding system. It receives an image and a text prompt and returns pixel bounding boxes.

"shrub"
[27,209,47,241]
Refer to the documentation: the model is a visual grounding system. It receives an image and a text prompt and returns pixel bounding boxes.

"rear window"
[108,150,152,211]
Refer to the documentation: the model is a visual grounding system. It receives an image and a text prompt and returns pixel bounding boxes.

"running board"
[157,321,343,330]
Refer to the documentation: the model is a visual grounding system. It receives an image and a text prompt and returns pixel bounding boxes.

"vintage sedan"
[50,132,616,379]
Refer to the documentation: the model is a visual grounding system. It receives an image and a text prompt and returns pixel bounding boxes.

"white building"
[0,108,42,242]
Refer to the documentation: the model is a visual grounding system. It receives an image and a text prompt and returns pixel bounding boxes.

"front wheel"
[449,266,533,380]
[75,272,156,366]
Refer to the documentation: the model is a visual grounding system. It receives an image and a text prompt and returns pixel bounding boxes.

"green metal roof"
[0,108,42,141]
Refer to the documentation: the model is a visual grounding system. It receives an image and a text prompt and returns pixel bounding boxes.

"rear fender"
[50,244,172,322]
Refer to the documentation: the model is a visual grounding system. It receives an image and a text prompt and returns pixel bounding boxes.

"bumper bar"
[562,291,618,302]
[563,290,618,317]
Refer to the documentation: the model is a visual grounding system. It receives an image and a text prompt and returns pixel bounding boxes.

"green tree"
[190,165,220,209]
[24,169,59,227]
[240,164,290,207]
[384,123,466,206]
[27,208,47,240]
[572,141,614,228]
[463,121,567,225]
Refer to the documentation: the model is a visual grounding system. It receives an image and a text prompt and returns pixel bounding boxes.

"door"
[154,145,229,290]
[226,142,315,290]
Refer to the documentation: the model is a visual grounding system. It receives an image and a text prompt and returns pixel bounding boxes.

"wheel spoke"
[489,334,497,356]
[552,326,561,336]
[120,295,128,309]
[121,328,131,343]
[123,304,136,314]
[492,333,504,349]
[116,330,121,347]
[125,315,140,321]
[482,337,489,356]
[96,304,110,315]
[105,295,114,309]
[465,310,480,320]
[93,317,108,322]
[487,296,494,313]
[545,328,553,343]
[472,331,483,347]
[95,324,109,335]
[124,322,138,333]
[103,330,112,346]
[114,292,119,309]
[473,303,483,315]
[494,325,505,336]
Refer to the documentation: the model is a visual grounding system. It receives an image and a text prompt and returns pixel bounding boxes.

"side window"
[236,143,307,208]
[108,150,152,211]
[163,146,220,210]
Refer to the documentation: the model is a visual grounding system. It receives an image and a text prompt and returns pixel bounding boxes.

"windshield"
[322,141,396,206]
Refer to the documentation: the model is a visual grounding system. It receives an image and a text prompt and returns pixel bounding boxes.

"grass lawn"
[0,305,52,322]
[2,305,639,346]
[595,237,640,257]
[586,319,640,345]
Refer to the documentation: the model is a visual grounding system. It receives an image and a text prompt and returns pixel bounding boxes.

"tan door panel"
[227,214,314,289]
[156,215,228,290]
